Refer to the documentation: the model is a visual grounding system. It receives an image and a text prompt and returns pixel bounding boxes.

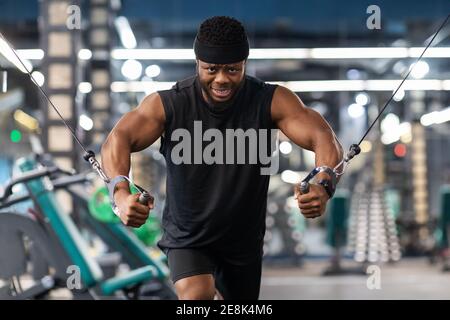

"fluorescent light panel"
[111,79,450,93]
[114,17,137,49]
[9,47,450,61]
[16,49,45,60]
[111,47,450,60]
[0,39,34,72]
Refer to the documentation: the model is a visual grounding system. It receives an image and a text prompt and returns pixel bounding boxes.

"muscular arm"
[272,86,343,218]
[101,92,165,179]
[272,86,343,180]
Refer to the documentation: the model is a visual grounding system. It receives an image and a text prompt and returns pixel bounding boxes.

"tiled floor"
[260,258,450,300]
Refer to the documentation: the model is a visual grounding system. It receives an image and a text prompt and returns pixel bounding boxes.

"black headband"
[193,36,249,64]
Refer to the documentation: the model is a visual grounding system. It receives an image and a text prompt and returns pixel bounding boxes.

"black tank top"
[157,75,278,261]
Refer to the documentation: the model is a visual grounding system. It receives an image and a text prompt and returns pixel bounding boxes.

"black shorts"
[167,248,262,300]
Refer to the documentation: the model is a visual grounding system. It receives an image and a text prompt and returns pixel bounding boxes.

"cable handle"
[111,190,153,220]
[300,181,310,194]
[138,191,151,205]
[83,150,153,207]
[298,167,321,195]
[298,165,338,195]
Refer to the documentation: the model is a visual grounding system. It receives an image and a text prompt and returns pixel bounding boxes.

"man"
[101,16,343,300]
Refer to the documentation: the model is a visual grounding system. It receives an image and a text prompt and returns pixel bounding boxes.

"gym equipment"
[326,190,349,249]
[347,178,402,264]
[437,186,450,248]
[88,186,120,223]
[298,17,449,266]
[32,155,173,298]
[322,189,366,275]
[88,185,162,247]
[299,15,449,194]
[0,211,74,299]
[0,156,174,299]
[0,164,101,299]
[133,217,162,247]
[11,128,172,297]
[1,69,6,93]
[437,185,450,271]
[0,30,152,222]
[263,176,305,265]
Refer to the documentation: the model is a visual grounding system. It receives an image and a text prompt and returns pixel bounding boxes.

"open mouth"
[211,88,232,99]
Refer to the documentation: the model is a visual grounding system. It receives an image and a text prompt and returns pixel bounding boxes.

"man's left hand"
[294,183,329,219]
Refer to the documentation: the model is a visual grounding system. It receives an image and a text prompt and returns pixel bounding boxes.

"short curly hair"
[197,16,248,46]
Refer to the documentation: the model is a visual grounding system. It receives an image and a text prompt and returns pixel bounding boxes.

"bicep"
[112,93,165,152]
[272,86,333,150]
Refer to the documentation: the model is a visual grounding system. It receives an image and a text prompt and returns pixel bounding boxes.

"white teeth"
[212,88,231,97]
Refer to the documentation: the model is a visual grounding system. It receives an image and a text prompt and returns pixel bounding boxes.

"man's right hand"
[114,190,154,228]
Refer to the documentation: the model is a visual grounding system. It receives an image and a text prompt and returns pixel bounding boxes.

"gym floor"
[260,258,450,300]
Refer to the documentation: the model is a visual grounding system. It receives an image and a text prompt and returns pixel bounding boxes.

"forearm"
[283,108,343,180]
[312,128,343,182]
[100,122,155,227]
[101,129,132,194]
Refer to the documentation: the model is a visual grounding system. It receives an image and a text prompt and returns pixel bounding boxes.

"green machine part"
[88,186,162,246]
[16,157,103,288]
[385,188,401,220]
[437,185,450,248]
[88,186,120,223]
[133,216,162,246]
[326,189,350,248]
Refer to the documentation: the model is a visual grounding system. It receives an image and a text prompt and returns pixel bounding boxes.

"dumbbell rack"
[263,196,306,265]
[347,181,402,264]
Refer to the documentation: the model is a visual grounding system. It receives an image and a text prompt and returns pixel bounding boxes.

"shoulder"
[140,91,163,108]
[137,92,165,122]
[271,85,307,122]
[272,85,301,104]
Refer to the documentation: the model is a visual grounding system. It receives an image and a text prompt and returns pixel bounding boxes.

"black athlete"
[101,16,343,300]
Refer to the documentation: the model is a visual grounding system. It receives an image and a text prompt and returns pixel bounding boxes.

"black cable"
[357,14,450,146]
[0,32,89,154]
